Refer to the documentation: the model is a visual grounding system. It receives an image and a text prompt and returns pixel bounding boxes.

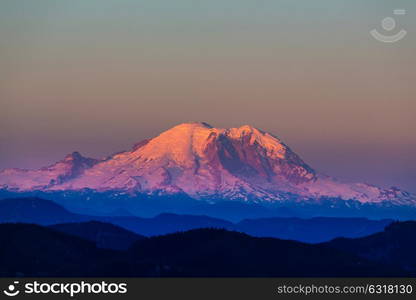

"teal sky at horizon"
[1,0,415,191]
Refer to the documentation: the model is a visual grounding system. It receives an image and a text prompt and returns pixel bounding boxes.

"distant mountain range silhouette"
[323,221,416,274]
[0,197,393,243]
[1,223,412,277]
[1,197,415,277]
[49,221,145,250]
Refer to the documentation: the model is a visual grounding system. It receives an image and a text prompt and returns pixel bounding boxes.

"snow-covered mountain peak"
[225,125,287,159]
[1,122,415,207]
[129,122,220,164]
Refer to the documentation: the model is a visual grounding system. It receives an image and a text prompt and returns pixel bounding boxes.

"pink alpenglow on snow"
[0,122,414,206]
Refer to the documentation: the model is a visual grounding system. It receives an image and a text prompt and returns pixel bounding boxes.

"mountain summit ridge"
[0,123,414,207]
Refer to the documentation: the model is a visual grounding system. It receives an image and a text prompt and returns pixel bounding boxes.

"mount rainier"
[1,122,415,218]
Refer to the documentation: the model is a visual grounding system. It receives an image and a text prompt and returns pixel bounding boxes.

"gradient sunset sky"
[1,0,415,191]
